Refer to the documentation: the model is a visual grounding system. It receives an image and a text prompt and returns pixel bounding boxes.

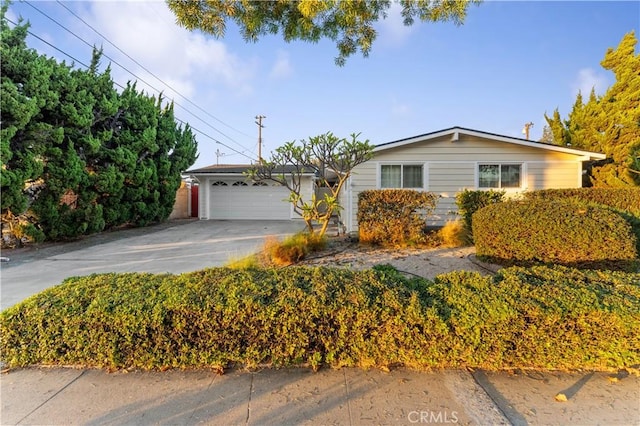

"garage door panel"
[209,185,292,220]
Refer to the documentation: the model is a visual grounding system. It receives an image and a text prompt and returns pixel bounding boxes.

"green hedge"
[523,188,640,217]
[455,189,506,243]
[523,188,640,252]
[473,200,639,270]
[1,265,639,372]
[358,189,439,246]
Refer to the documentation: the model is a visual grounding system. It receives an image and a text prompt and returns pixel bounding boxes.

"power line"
[5,16,90,68]
[52,1,256,142]
[4,16,257,164]
[18,0,256,157]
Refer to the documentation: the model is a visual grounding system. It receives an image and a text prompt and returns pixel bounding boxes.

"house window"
[478,164,522,189]
[212,181,228,186]
[380,164,424,189]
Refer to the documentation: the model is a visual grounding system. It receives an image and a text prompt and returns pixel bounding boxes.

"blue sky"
[5,1,639,169]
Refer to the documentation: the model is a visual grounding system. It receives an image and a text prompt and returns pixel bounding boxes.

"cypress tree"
[1,8,198,243]
[544,31,640,187]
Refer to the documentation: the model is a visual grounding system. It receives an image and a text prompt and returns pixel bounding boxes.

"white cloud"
[76,1,255,101]
[269,50,293,80]
[572,68,610,97]
[377,2,414,46]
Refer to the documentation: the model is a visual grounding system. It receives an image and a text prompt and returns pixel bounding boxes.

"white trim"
[424,163,430,191]
[415,160,583,165]
[189,172,316,178]
[346,175,353,233]
[374,127,606,160]
[578,165,584,187]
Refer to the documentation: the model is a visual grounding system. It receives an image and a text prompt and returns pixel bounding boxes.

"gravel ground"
[297,238,500,280]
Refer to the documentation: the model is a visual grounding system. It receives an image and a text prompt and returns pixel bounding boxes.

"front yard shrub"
[473,200,639,270]
[523,188,640,217]
[225,233,327,268]
[1,266,639,372]
[358,189,439,246]
[455,189,506,243]
[524,188,640,252]
[437,220,467,247]
[263,232,327,266]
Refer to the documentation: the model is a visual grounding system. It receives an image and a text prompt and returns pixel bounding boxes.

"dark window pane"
[403,165,423,188]
[479,164,499,188]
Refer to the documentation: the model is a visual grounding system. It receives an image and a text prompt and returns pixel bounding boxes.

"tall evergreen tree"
[539,125,555,143]
[1,9,198,243]
[1,11,48,219]
[544,31,640,187]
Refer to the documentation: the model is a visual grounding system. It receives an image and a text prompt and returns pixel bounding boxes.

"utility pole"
[255,115,266,163]
[522,122,534,140]
[215,148,225,165]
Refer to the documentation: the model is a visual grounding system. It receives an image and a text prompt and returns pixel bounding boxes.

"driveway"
[0,220,305,310]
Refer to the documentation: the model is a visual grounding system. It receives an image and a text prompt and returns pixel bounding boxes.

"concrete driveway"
[0,219,305,310]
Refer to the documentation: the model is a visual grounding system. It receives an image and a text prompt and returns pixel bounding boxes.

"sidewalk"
[2,367,638,425]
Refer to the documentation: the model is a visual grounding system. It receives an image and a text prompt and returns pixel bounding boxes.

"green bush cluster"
[523,188,640,252]
[523,188,640,217]
[358,189,439,246]
[454,189,506,243]
[2,265,639,372]
[473,200,639,270]
[1,14,197,244]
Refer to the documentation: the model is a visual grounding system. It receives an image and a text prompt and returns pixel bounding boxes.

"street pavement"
[1,219,639,425]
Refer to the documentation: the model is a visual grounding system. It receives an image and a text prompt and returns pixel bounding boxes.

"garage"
[209,180,292,220]
[187,164,315,221]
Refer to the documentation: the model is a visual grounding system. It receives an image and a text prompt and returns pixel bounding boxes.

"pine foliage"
[544,31,640,187]
[0,9,198,244]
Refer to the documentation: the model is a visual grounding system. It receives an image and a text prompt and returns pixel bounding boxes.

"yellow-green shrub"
[473,200,638,270]
[264,233,327,266]
[437,220,468,247]
[455,189,505,243]
[1,266,638,372]
[358,189,439,246]
[524,188,640,253]
[523,188,640,217]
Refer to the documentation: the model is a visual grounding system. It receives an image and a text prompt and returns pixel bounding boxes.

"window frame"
[477,162,524,190]
[378,162,426,189]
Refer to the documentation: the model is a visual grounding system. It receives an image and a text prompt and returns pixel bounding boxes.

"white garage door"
[209,181,292,220]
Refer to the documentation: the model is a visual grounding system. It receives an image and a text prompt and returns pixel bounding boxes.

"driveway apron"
[0,220,305,310]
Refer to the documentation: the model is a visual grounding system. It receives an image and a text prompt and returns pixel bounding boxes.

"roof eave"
[374,126,606,160]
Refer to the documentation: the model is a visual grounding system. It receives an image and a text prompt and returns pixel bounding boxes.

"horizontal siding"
[429,196,458,227]
[343,134,587,232]
[428,163,475,194]
[526,162,580,189]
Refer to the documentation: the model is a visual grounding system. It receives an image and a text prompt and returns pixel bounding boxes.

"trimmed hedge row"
[523,188,640,217]
[523,188,640,253]
[358,189,439,246]
[1,265,639,372]
[473,200,639,270]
